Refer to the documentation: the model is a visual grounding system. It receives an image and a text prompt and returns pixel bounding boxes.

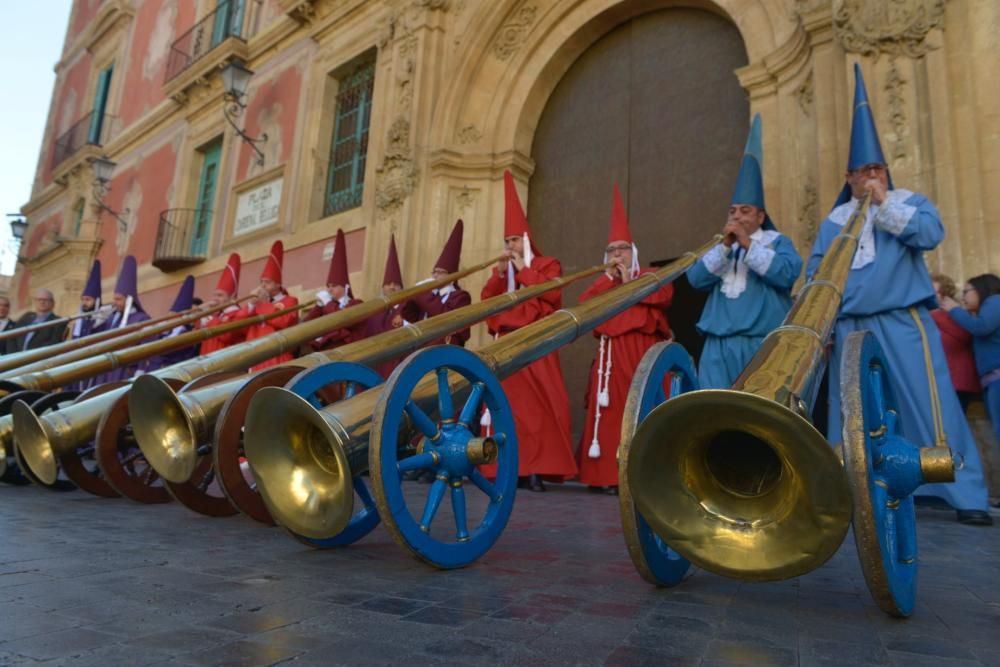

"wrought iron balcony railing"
[51,111,119,171]
[153,208,212,272]
[165,0,247,83]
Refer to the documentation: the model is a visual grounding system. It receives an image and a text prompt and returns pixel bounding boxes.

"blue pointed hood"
[731,114,775,230]
[169,276,195,312]
[834,63,894,207]
[82,260,102,300]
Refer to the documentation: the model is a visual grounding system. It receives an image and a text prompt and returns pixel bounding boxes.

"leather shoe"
[956,510,993,526]
[605,486,619,496]
[528,474,546,493]
[588,485,605,494]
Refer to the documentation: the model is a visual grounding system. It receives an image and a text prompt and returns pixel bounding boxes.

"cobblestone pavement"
[0,481,998,666]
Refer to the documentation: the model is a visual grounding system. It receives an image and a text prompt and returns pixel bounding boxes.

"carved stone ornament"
[493,4,537,61]
[833,0,946,58]
[375,118,418,220]
[799,183,819,248]
[413,0,449,10]
[456,125,482,144]
[795,72,814,115]
[883,57,909,160]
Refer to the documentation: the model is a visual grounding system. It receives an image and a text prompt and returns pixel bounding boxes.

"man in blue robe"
[687,114,803,389]
[71,259,104,342]
[808,64,991,525]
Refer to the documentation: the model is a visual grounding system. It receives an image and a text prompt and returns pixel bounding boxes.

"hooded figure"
[412,220,472,347]
[236,241,300,371]
[200,253,248,356]
[366,234,420,378]
[479,170,577,491]
[687,113,803,389]
[807,64,991,525]
[304,229,365,351]
[90,255,152,383]
[576,186,673,492]
[72,259,103,339]
[143,276,200,372]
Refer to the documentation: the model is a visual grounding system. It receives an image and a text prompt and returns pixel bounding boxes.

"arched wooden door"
[527,7,749,446]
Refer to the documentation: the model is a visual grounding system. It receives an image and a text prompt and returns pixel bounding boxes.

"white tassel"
[506,260,516,293]
[480,408,492,427]
[589,335,613,459]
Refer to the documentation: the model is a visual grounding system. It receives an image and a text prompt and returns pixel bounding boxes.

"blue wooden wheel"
[370,346,518,569]
[618,342,697,586]
[840,331,918,617]
[284,361,384,548]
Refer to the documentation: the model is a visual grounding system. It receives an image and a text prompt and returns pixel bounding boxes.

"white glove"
[316,289,333,307]
[92,304,114,326]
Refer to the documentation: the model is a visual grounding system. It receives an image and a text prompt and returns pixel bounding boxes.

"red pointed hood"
[327,229,350,287]
[260,241,283,284]
[607,183,634,245]
[216,253,241,296]
[383,234,403,287]
[433,220,464,274]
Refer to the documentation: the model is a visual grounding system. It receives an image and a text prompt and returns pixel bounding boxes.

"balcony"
[153,209,211,272]
[165,0,246,83]
[50,111,119,172]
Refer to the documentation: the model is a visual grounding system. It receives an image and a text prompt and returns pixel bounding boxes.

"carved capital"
[833,0,946,58]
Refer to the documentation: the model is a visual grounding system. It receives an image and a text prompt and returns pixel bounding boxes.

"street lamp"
[221,59,267,166]
[6,213,28,265]
[89,156,130,234]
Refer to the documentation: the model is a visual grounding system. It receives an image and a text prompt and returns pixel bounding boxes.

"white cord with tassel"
[588,335,613,458]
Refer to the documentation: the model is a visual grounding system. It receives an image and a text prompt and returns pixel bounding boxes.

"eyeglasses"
[606,244,632,253]
[851,163,887,176]
[33,297,53,302]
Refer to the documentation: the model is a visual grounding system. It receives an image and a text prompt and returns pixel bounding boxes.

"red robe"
[480,257,577,480]
[412,285,472,347]
[365,301,420,378]
[235,293,300,371]
[303,298,366,352]
[577,269,673,487]
[199,304,248,356]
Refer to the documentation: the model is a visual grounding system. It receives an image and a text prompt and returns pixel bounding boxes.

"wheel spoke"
[669,372,684,398]
[419,476,448,532]
[469,469,499,502]
[353,477,375,509]
[345,382,357,399]
[397,452,437,474]
[120,449,145,466]
[437,368,454,419]
[405,402,439,440]
[198,468,216,492]
[451,482,469,541]
[458,383,485,426]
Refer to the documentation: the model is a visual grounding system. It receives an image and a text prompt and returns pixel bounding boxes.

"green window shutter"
[324,62,376,217]
[88,65,113,145]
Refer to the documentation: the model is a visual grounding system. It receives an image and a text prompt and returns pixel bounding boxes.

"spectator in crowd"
[931,273,981,411]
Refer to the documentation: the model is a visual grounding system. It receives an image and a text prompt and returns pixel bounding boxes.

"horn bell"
[627,389,852,582]
[128,375,199,484]
[11,400,59,485]
[243,387,354,539]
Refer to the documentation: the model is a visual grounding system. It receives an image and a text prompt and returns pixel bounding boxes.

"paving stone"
[0,627,118,661]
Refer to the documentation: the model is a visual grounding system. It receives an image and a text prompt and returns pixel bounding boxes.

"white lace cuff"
[702,244,730,276]
[874,190,916,236]
[744,239,776,276]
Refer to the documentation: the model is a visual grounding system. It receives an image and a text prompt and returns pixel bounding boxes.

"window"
[324,61,375,217]
[88,65,113,145]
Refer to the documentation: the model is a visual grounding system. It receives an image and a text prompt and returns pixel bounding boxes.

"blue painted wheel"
[840,331,918,617]
[618,342,697,586]
[284,361,384,548]
[370,346,518,569]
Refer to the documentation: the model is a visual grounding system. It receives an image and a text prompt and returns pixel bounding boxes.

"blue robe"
[67,310,99,394]
[808,188,988,512]
[90,309,152,385]
[687,230,802,389]
[141,323,198,374]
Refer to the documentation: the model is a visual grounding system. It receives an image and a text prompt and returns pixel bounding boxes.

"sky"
[0,2,74,275]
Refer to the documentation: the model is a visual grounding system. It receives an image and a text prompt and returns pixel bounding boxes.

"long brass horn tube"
[0,301,307,483]
[0,298,246,377]
[8,257,502,485]
[0,310,97,344]
[129,262,613,483]
[242,238,721,540]
[623,192,951,582]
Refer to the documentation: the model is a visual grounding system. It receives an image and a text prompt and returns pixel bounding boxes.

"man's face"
[260,278,279,297]
[112,293,128,312]
[327,284,346,300]
[80,295,96,311]
[504,235,524,257]
[382,282,402,296]
[727,204,766,236]
[209,288,230,307]
[33,292,54,314]
[605,240,633,267]
[846,163,889,200]
[0,299,9,319]
[432,268,449,281]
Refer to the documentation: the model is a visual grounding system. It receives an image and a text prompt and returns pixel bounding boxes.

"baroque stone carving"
[794,72,814,115]
[375,118,419,220]
[456,125,482,144]
[883,57,908,160]
[799,183,819,248]
[493,4,537,61]
[833,0,946,58]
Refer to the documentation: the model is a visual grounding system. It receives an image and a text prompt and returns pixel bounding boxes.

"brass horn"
[9,257,502,485]
[128,262,612,484]
[242,238,720,540]
[623,192,953,581]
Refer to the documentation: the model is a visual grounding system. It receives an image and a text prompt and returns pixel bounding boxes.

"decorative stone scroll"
[833,0,946,58]
[492,4,537,61]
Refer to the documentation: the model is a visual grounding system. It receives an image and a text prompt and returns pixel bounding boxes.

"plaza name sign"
[234,178,282,237]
